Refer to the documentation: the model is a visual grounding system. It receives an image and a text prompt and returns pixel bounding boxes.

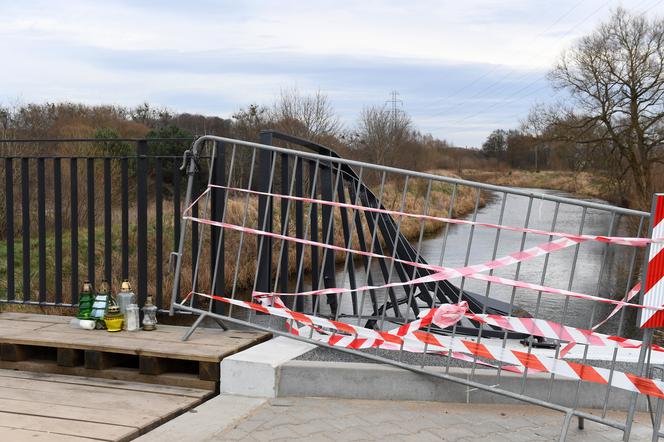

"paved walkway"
[141,395,658,441]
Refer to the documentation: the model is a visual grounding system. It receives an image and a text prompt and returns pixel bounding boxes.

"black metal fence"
[0,138,195,311]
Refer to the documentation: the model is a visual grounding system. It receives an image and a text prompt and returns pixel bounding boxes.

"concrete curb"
[278,360,650,411]
[220,337,315,397]
[217,338,650,411]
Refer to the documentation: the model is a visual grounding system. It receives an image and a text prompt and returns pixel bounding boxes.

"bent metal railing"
[170,132,663,440]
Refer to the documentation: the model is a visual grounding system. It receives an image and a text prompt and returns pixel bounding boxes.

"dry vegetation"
[456,170,611,201]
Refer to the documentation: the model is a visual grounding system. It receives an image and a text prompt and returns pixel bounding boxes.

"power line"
[423,0,612,122]
[419,0,589,112]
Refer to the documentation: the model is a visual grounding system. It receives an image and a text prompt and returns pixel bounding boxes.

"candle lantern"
[116,280,136,330]
[91,280,112,328]
[104,305,123,332]
[142,296,157,331]
[77,281,95,320]
[125,304,140,331]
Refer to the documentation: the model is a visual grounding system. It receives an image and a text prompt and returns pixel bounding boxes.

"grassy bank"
[455,169,610,201]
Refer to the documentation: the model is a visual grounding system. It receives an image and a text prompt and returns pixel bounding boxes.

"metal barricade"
[170,131,663,440]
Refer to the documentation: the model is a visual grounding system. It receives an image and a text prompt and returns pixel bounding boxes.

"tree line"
[483,8,664,210]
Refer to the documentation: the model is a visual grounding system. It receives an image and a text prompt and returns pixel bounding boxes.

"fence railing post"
[256,132,273,295]
[5,158,14,301]
[210,141,225,314]
[136,139,148,307]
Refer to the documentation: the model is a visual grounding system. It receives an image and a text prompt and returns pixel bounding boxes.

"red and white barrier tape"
[465,312,664,353]
[188,291,664,399]
[184,214,657,313]
[202,184,659,247]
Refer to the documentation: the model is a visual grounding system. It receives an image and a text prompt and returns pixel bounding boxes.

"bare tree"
[548,8,664,208]
[271,88,341,141]
[355,105,412,166]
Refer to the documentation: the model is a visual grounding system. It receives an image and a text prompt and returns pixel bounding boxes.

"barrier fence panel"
[170,132,662,440]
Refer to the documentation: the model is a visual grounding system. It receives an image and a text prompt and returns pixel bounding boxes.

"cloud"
[1,0,660,145]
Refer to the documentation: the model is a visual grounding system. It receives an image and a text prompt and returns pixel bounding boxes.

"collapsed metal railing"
[170,132,664,440]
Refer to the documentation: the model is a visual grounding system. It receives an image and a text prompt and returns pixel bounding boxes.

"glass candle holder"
[142,296,157,331]
[125,304,140,331]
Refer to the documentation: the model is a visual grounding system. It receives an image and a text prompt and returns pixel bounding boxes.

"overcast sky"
[2,0,664,146]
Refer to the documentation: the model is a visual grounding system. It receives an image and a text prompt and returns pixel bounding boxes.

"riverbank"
[455,169,611,201]
[451,168,615,200]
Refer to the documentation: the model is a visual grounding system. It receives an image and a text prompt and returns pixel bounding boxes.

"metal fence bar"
[121,157,129,280]
[547,207,587,401]
[70,158,78,303]
[173,159,181,252]
[256,132,274,296]
[470,191,508,380]
[228,146,258,314]
[21,158,30,301]
[37,158,46,302]
[280,152,290,296]
[210,141,231,315]
[356,171,387,325]
[295,157,304,311]
[53,158,63,303]
[104,158,112,284]
[5,158,14,301]
[87,158,95,285]
[155,159,164,307]
[312,161,343,320]
[602,217,647,419]
[519,201,561,394]
[136,140,148,306]
[309,161,320,302]
[334,167,365,319]
[291,159,320,315]
[445,187,481,374]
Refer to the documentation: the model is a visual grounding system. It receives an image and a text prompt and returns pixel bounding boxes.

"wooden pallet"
[0,313,271,391]
[0,369,213,441]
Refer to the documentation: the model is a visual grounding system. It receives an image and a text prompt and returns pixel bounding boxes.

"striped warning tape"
[201,184,660,247]
[185,214,657,312]
[465,313,664,353]
[187,291,664,399]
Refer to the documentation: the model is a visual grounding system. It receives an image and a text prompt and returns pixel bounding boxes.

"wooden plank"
[0,397,157,428]
[0,426,93,442]
[0,361,216,391]
[0,368,211,398]
[16,322,268,348]
[0,411,137,441]
[0,312,73,324]
[0,380,202,416]
[0,328,268,362]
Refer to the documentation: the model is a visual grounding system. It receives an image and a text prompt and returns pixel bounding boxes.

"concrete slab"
[220,337,315,397]
[135,395,266,442]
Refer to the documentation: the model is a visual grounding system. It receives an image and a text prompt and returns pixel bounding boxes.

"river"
[323,187,641,336]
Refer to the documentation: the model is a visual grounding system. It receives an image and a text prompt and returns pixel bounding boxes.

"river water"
[325,188,642,336]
